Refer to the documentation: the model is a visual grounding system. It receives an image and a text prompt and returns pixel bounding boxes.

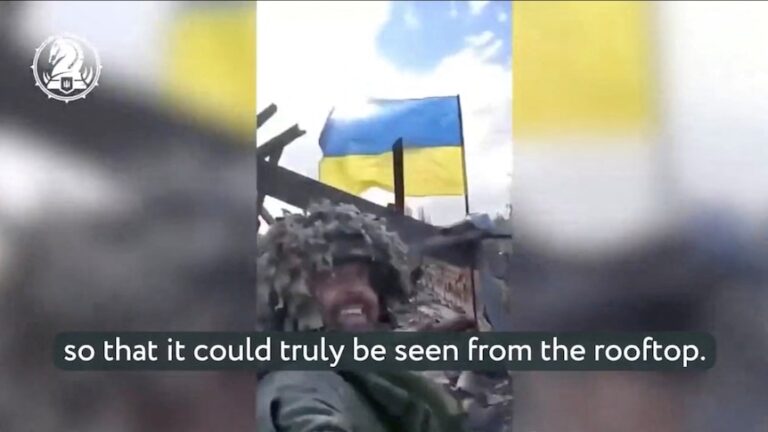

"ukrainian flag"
[319,96,466,197]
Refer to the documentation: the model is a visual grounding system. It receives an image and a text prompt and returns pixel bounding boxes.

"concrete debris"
[394,271,514,432]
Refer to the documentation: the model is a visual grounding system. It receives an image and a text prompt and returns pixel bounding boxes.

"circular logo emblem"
[31,34,102,103]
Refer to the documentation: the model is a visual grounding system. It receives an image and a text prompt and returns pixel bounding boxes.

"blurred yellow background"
[0,2,766,432]
[164,3,256,139]
[513,1,655,140]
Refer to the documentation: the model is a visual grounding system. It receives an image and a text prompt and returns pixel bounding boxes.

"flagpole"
[456,94,478,326]
[456,95,470,215]
[392,137,405,215]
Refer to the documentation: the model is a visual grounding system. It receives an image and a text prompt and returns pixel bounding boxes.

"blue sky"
[256,1,514,225]
[377,1,512,72]
[10,1,768,244]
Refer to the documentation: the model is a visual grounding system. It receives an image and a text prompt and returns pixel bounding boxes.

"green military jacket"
[256,370,467,432]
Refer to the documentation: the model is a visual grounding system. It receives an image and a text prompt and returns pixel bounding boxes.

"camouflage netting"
[256,200,516,431]
[256,200,412,331]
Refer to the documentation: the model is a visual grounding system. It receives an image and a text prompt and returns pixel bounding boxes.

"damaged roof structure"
[256,104,516,432]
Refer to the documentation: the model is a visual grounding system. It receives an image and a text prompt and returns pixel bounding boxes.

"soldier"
[255,200,469,432]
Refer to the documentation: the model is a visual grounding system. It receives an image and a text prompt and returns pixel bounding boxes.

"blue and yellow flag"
[319,96,466,197]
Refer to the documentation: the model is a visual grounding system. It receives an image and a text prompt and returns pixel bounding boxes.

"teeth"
[339,306,364,316]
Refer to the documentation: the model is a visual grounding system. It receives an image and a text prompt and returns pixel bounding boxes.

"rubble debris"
[392,262,514,432]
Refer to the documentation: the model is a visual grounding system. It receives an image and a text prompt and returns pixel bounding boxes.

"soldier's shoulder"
[257,370,370,416]
[258,370,348,396]
[256,371,389,432]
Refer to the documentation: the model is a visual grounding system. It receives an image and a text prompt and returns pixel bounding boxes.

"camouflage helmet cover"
[256,200,412,331]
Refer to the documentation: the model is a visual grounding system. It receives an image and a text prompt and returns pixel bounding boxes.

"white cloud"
[449,1,459,18]
[468,0,490,16]
[465,31,504,63]
[465,30,494,47]
[403,6,420,30]
[479,39,504,61]
[498,11,508,23]
[257,1,512,225]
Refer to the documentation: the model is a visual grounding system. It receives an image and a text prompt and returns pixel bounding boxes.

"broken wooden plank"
[256,124,305,159]
[257,159,472,267]
[256,103,277,128]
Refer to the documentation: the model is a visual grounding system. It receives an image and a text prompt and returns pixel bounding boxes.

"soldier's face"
[309,261,381,331]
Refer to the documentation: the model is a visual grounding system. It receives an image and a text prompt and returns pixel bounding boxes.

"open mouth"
[334,303,371,329]
[339,305,364,317]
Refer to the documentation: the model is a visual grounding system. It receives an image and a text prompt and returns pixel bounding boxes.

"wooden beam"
[259,206,275,225]
[257,159,472,267]
[257,103,277,128]
[256,124,305,159]
[255,146,284,225]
